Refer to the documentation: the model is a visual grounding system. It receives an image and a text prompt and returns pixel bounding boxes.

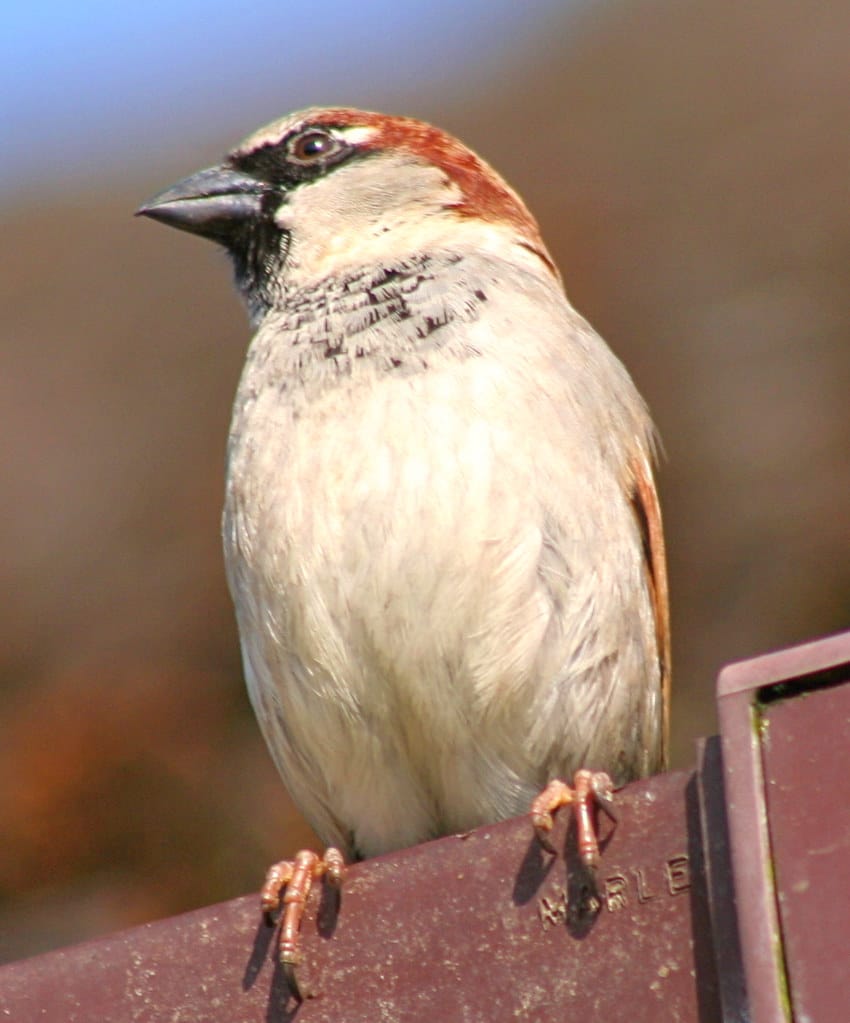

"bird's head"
[137,107,556,319]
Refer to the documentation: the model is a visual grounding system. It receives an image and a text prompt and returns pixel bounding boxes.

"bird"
[138,106,670,992]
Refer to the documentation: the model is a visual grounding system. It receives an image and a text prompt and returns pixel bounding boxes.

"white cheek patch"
[264,148,470,280]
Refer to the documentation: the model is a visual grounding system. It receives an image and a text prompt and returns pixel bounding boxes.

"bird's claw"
[530,770,617,868]
[261,847,345,1001]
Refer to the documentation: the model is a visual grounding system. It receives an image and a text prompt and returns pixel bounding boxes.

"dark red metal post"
[718,630,850,1023]
[0,769,720,1021]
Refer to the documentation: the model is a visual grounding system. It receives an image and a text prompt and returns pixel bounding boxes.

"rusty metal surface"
[717,629,850,1023]
[761,678,850,1023]
[0,770,720,1022]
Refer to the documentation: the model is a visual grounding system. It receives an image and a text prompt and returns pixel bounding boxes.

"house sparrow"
[138,107,670,990]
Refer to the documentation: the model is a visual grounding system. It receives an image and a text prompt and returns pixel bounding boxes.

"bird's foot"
[531,770,617,868]
[261,847,345,1000]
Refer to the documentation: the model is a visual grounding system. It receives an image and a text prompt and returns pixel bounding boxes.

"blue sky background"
[2,0,573,199]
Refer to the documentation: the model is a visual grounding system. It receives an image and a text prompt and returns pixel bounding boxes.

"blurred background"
[2,0,848,963]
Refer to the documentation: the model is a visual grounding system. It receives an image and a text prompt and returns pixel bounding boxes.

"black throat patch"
[244,253,490,393]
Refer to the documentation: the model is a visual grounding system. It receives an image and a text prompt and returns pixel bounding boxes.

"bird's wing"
[630,449,671,769]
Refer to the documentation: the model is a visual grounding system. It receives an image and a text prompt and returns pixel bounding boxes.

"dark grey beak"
[136,165,266,241]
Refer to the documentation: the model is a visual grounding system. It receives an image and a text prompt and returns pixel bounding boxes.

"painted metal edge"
[716,628,850,1023]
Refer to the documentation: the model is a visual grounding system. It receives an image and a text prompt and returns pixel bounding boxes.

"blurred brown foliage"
[1,0,848,961]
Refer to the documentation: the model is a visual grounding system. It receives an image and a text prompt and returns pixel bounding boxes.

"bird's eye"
[288,129,341,165]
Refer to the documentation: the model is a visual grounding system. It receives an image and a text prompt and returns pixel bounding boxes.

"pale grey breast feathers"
[224,249,662,858]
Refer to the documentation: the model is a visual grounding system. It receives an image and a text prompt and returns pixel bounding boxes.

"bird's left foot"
[261,847,345,1000]
[531,770,617,868]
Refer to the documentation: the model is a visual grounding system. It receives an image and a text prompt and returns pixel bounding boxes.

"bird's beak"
[136,165,266,241]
